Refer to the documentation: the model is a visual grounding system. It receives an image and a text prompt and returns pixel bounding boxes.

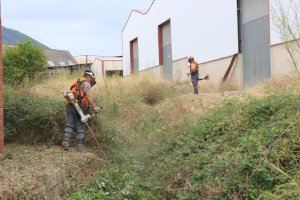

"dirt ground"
[0,145,102,200]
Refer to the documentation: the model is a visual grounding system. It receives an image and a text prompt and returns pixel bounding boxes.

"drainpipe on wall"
[0,0,4,154]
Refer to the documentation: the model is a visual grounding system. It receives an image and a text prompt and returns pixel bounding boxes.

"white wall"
[91,58,123,77]
[122,0,239,76]
[270,0,300,45]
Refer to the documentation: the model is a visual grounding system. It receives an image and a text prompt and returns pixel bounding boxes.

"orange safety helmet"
[188,56,195,62]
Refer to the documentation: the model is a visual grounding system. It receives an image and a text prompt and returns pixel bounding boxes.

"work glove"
[94,106,101,113]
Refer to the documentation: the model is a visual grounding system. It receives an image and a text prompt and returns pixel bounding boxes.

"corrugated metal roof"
[2,44,14,48]
[44,49,77,68]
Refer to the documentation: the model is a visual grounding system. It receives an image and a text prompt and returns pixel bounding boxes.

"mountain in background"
[2,26,49,48]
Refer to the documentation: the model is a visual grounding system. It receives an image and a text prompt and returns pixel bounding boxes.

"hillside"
[66,76,300,200]
[1,72,300,199]
[2,26,48,48]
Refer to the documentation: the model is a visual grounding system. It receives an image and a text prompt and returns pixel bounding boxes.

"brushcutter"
[171,73,210,87]
[187,73,210,81]
[64,91,95,123]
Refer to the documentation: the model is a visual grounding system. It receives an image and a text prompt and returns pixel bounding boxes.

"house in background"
[122,0,296,90]
[44,49,77,70]
[73,55,93,68]
[74,55,123,78]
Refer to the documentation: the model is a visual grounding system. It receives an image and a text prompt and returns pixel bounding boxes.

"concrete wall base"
[137,42,297,92]
[140,55,243,92]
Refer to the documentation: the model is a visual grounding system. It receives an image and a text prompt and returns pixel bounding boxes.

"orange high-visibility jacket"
[66,77,89,106]
[190,62,199,73]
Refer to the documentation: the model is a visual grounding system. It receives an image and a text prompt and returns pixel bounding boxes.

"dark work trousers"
[62,104,86,150]
[191,73,199,94]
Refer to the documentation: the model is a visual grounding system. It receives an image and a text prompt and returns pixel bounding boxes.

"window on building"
[130,38,139,74]
[106,70,123,77]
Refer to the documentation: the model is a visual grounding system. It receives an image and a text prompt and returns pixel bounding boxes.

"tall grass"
[66,74,300,199]
[4,71,176,146]
[5,70,300,199]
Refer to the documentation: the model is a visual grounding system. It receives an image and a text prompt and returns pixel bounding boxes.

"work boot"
[62,146,69,151]
[62,140,69,151]
[76,129,85,152]
[77,144,84,152]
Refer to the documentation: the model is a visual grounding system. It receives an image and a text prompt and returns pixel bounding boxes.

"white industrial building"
[74,55,123,77]
[122,0,297,90]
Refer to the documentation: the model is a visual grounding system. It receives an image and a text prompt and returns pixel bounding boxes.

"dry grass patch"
[0,145,101,200]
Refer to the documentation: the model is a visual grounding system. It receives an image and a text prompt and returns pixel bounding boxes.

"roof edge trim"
[121,0,156,32]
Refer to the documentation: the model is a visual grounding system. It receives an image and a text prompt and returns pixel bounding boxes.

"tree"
[272,0,300,78]
[3,40,47,85]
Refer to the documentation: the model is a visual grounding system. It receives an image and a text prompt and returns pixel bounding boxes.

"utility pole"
[0,0,4,154]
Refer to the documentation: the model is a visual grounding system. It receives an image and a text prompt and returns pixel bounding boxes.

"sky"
[2,0,153,56]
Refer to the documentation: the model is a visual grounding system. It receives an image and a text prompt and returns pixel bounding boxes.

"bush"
[3,40,47,85]
[141,80,172,106]
[4,89,65,144]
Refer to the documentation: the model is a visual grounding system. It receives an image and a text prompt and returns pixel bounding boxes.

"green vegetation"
[4,72,300,199]
[3,40,47,85]
[65,91,300,200]
[146,93,300,199]
[4,88,65,143]
[3,71,88,144]
[67,169,156,200]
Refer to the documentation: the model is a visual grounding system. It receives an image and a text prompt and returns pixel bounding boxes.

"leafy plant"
[67,169,157,200]
[3,40,47,85]
[4,89,65,143]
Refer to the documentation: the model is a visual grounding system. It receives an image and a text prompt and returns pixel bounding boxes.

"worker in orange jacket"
[62,69,100,151]
[188,56,199,94]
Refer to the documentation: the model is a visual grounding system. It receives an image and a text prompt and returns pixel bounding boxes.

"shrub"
[141,81,171,106]
[4,89,65,143]
[3,40,47,85]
